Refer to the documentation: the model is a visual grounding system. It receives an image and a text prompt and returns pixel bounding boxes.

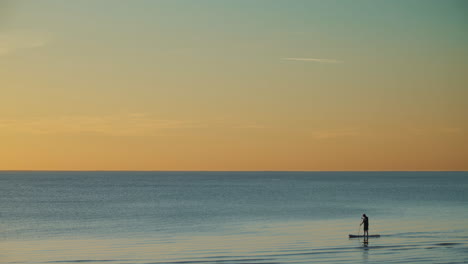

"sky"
[0,0,467,171]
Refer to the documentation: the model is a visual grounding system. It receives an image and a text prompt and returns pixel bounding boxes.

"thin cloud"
[0,32,48,56]
[209,119,266,130]
[233,124,265,129]
[0,114,269,136]
[283,57,344,63]
[312,128,359,139]
[409,127,464,136]
[439,127,463,134]
[0,114,198,136]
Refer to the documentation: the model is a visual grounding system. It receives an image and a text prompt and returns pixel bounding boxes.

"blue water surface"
[1,171,467,263]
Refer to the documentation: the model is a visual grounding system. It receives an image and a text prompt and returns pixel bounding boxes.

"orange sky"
[1,1,467,170]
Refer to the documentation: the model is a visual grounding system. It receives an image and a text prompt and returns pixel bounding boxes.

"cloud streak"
[408,127,464,136]
[0,114,267,137]
[0,32,48,56]
[283,57,343,63]
[0,114,198,136]
[311,128,359,139]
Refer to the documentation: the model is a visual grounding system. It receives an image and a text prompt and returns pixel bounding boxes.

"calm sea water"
[1,171,467,263]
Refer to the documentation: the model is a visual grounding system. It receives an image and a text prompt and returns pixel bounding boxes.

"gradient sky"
[1,0,467,170]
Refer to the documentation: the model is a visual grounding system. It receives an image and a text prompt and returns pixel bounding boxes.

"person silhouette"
[360,214,369,237]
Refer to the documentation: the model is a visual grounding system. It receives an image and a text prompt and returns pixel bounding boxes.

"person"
[360,214,369,237]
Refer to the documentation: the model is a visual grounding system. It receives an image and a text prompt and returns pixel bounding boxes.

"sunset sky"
[1,0,467,171]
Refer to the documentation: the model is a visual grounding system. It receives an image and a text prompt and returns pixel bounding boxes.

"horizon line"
[0,170,466,172]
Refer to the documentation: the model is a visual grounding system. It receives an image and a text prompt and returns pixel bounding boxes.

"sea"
[1,171,467,264]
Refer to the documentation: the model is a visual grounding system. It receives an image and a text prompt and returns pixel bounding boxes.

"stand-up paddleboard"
[349,234,380,238]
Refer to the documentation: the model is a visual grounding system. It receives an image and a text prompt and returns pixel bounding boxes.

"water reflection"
[362,237,369,263]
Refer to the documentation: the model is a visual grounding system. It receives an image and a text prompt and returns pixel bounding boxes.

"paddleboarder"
[360,214,369,237]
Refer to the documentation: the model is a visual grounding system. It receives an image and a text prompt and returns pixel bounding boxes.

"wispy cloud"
[0,114,269,137]
[0,114,198,136]
[311,128,359,139]
[0,32,48,56]
[439,127,463,134]
[209,119,266,130]
[409,127,464,136]
[233,123,266,129]
[283,57,343,63]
